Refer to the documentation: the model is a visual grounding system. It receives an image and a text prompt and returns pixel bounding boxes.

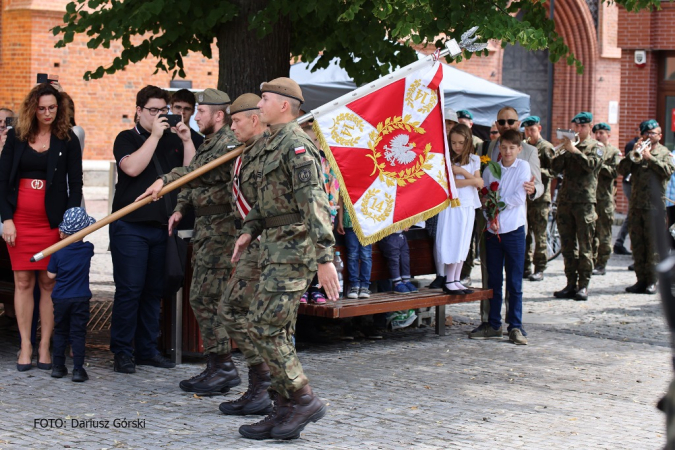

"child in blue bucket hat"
[47,207,96,382]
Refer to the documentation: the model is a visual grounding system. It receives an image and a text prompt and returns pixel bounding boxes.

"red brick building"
[0,0,671,212]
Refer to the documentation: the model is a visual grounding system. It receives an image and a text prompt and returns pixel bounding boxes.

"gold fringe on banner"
[312,120,459,247]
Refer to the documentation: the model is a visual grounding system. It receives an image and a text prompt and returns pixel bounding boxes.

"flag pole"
[31,145,243,262]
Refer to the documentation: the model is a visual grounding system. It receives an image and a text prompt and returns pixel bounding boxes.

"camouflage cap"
[571,111,593,124]
[640,119,659,134]
[260,77,304,103]
[592,122,611,133]
[521,116,540,127]
[196,88,231,105]
[444,108,458,122]
[457,110,473,120]
[227,93,261,115]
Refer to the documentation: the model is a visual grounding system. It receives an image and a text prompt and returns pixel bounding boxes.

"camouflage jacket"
[596,143,621,207]
[241,120,335,271]
[161,125,240,266]
[618,142,675,210]
[528,138,555,204]
[230,132,268,281]
[551,137,603,204]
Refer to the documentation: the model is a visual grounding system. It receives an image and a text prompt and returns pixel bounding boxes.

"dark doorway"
[502,44,551,139]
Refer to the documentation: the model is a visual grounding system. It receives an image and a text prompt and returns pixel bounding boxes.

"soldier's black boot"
[270,385,327,440]
[219,362,273,415]
[575,287,588,301]
[239,392,296,440]
[592,266,606,276]
[554,284,577,299]
[626,281,647,293]
[190,353,241,395]
[179,353,215,392]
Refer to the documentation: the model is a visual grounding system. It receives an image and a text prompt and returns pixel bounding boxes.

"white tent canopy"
[290,56,530,127]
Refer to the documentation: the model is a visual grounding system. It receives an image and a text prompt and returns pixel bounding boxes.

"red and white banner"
[313,60,459,245]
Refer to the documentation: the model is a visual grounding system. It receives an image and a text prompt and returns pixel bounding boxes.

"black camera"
[159,114,182,127]
[37,73,58,84]
[5,117,13,128]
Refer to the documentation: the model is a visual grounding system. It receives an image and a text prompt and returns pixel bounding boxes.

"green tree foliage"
[54,0,660,87]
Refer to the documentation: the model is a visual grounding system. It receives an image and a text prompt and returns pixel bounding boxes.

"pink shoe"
[300,292,308,304]
[309,292,327,304]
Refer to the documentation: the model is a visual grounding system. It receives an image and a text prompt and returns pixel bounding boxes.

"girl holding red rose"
[433,124,483,294]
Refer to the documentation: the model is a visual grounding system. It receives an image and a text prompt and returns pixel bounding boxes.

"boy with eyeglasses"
[618,119,675,294]
[109,85,195,373]
[171,89,204,149]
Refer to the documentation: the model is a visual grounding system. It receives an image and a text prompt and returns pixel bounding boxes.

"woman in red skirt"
[0,83,83,371]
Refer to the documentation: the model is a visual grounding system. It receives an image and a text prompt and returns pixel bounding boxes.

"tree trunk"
[216,0,291,98]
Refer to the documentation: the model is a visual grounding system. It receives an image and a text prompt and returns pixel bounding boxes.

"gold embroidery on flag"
[329,113,364,147]
[404,79,437,115]
[366,115,433,188]
[361,189,394,223]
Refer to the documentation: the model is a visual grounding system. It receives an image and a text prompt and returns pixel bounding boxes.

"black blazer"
[0,128,83,228]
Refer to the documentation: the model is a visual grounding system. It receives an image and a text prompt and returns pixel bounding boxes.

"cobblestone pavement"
[0,189,670,449]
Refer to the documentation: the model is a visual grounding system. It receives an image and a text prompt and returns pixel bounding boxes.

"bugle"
[629,139,652,163]
[553,128,580,157]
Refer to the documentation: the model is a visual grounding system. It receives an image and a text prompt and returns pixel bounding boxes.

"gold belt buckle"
[30,179,44,190]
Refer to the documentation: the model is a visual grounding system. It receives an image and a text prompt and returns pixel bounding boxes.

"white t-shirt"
[453,154,481,209]
[482,158,530,234]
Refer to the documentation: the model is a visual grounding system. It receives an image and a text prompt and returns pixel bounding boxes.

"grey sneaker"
[358,288,371,299]
[347,287,360,299]
[508,328,528,345]
[468,323,503,340]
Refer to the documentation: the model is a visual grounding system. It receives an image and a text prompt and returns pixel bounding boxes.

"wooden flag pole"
[31,145,243,262]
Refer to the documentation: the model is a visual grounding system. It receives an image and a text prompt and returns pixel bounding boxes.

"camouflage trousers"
[556,202,597,289]
[593,205,615,268]
[628,207,657,284]
[525,202,550,273]
[189,261,231,355]
[247,263,313,398]
[219,275,264,367]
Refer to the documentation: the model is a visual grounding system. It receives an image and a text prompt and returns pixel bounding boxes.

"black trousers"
[53,297,90,368]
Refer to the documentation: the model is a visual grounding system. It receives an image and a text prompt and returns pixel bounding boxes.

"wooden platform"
[298,288,492,336]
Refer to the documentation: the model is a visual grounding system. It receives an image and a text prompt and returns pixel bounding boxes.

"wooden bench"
[297,228,492,336]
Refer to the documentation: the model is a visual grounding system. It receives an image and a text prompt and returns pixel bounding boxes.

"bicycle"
[546,175,562,261]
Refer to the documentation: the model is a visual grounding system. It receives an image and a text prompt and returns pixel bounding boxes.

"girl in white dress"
[435,124,483,294]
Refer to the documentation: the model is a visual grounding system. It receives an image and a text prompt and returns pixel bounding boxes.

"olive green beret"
[260,77,304,103]
[521,116,540,127]
[227,93,261,115]
[592,122,611,133]
[640,119,659,134]
[571,112,593,124]
[457,110,473,120]
[196,88,231,105]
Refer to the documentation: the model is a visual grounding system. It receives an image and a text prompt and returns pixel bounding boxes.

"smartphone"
[37,73,58,84]
[5,117,13,128]
[556,129,576,140]
[159,114,182,127]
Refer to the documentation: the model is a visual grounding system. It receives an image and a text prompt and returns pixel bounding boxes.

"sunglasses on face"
[497,119,518,126]
[489,131,499,135]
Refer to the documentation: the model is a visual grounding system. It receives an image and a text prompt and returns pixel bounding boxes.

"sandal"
[300,292,309,304]
[309,292,327,304]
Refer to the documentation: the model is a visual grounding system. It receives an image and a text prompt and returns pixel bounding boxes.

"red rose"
[480,187,488,196]
[490,181,499,192]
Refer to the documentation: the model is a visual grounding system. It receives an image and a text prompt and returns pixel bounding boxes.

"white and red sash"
[232,155,253,219]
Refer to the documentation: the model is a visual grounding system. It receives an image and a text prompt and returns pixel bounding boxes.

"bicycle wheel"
[546,209,562,261]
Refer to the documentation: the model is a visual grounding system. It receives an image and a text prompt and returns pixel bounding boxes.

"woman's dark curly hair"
[16,83,72,142]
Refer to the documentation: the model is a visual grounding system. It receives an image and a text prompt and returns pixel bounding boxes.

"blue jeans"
[344,228,372,288]
[109,220,167,359]
[485,226,525,331]
[378,233,410,281]
[53,297,90,368]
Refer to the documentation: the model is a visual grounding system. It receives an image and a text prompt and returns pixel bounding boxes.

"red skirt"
[7,179,59,270]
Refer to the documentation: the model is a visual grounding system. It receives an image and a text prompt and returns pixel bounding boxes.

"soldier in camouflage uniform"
[214,94,274,417]
[138,89,241,394]
[618,120,675,294]
[522,116,555,281]
[590,123,621,276]
[233,78,340,441]
[552,112,603,301]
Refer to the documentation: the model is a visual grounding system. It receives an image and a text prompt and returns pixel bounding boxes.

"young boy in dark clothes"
[47,207,95,382]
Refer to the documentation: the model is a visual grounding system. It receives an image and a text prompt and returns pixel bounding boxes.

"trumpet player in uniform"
[590,123,620,276]
[552,112,602,301]
[618,120,675,294]
[522,116,554,281]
